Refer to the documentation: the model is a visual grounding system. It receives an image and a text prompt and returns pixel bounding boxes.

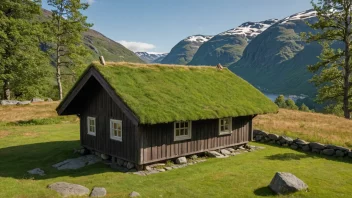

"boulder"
[145,166,152,171]
[190,155,198,160]
[326,145,350,152]
[165,167,172,171]
[1,100,19,105]
[253,130,268,136]
[27,168,45,176]
[52,155,101,170]
[17,101,31,105]
[268,134,279,140]
[226,148,235,152]
[157,169,165,172]
[90,187,106,197]
[312,148,321,153]
[322,149,335,156]
[255,135,262,141]
[116,158,124,166]
[348,151,352,158]
[175,157,187,164]
[48,182,90,197]
[302,145,310,152]
[279,136,293,144]
[100,154,110,160]
[207,151,225,158]
[309,142,326,150]
[290,144,298,150]
[269,172,308,195]
[129,191,141,197]
[126,162,135,169]
[31,98,44,103]
[220,149,231,156]
[294,139,309,146]
[335,150,345,157]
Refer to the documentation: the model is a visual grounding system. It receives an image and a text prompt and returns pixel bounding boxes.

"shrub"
[274,95,287,108]
[299,103,310,112]
[285,98,299,110]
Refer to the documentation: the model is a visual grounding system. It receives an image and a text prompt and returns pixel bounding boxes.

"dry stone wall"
[253,130,352,159]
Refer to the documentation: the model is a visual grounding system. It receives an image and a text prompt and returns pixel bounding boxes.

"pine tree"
[304,0,352,119]
[274,95,287,108]
[0,0,50,100]
[46,0,92,100]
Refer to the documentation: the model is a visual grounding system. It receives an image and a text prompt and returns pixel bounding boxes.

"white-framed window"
[87,116,96,136]
[174,121,192,141]
[110,119,122,141]
[219,117,232,135]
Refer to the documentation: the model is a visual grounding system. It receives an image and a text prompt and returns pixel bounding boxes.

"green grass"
[81,62,278,124]
[0,122,351,197]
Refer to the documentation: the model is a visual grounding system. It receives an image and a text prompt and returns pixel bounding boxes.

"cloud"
[118,40,156,52]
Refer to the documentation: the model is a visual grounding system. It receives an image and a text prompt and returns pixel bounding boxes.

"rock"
[90,187,106,197]
[80,148,90,155]
[302,145,310,152]
[146,170,159,175]
[48,182,90,197]
[220,149,231,155]
[276,141,281,146]
[348,151,352,158]
[123,162,128,167]
[145,166,152,171]
[335,150,345,157]
[27,168,45,176]
[326,145,350,152]
[126,162,135,169]
[16,101,31,105]
[268,134,279,140]
[207,150,225,158]
[100,154,110,160]
[282,144,288,147]
[294,139,309,146]
[52,155,101,170]
[190,155,198,160]
[129,191,141,197]
[149,163,165,168]
[31,98,44,103]
[1,100,19,105]
[253,130,268,136]
[116,158,124,166]
[269,172,308,195]
[290,144,298,150]
[312,148,321,153]
[157,169,165,172]
[254,135,262,141]
[46,98,53,102]
[226,148,235,152]
[175,157,187,164]
[322,149,335,156]
[309,142,326,150]
[279,136,293,144]
[165,167,172,171]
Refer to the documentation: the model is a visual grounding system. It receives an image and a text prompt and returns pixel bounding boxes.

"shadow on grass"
[265,153,311,161]
[253,186,275,197]
[0,140,121,180]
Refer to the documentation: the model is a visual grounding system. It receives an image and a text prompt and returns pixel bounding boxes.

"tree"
[304,0,352,119]
[299,103,310,112]
[274,95,287,108]
[46,0,92,100]
[285,98,299,110]
[0,0,50,100]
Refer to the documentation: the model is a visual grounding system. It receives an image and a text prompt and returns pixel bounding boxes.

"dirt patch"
[22,132,39,137]
[0,131,10,138]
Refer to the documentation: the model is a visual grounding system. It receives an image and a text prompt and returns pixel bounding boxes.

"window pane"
[113,122,117,129]
[181,129,185,135]
[118,130,122,137]
[184,122,188,128]
[184,129,188,135]
[113,129,117,136]
[117,123,121,130]
[180,122,184,128]
[176,129,179,136]
[220,119,224,125]
[224,125,229,131]
[221,126,224,131]
[176,122,179,128]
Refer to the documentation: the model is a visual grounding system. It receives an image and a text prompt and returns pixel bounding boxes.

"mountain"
[229,9,321,96]
[188,19,278,66]
[161,35,213,65]
[135,52,168,63]
[42,9,144,63]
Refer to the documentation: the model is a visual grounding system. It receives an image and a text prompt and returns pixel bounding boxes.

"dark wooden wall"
[79,77,140,163]
[139,116,252,164]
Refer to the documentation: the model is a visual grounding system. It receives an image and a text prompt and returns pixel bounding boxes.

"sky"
[42,0,313,53]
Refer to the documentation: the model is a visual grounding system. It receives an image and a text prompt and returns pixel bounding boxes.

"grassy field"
[0,103,351,197]
[254,109,352,148]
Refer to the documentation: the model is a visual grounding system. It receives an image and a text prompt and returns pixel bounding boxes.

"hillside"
[135,52,168,63]
[188,19,278,66]
[229,10,320,95]
[161,35,213,65]
[42,9,144,63]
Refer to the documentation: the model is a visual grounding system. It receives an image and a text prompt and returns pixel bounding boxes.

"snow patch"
[184,35,213,43]
[281,9,317,24]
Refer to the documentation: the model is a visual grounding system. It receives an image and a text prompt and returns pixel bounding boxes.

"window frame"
[219,117,232,135]
[110,119,122,142]
[87,116,96,136]
[174,121,192,141]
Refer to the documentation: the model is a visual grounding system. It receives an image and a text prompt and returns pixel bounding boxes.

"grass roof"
[90,62,278,124]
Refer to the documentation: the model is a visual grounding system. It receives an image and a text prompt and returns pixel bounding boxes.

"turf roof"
[88,62,278,124]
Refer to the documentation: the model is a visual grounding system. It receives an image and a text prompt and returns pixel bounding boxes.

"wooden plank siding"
[79,77,139,164]
[139,116,252,164]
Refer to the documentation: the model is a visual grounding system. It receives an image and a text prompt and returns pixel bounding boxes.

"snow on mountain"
[219,19,279,41]
[135,52,168,63]
[280,9,317,24]
[184,35,213,43]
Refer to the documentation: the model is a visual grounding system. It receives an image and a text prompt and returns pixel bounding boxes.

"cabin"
[56,62,278,169]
